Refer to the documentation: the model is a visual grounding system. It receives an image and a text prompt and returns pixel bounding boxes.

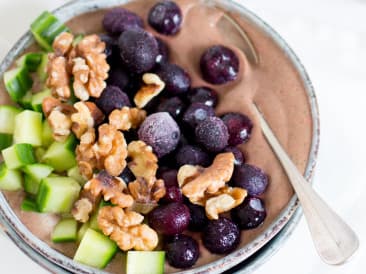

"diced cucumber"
[89,210,99,231]
[0,163,23,191]
[2,143,36,169]
[42,121,54,147]
[16,52,43,72]
[37,53,48,83]
[3,67,33,102]
[126,251,165,274]
[67,166,86,186]
[0,105,22,134]
[19,91,33,109]
[21,197,39,212]
[74,229,117,269]
[24,174,39,195]
[42,135,77,172]
[77,222,90,243]
[51,218,78,243]
[14,110,43,146]
[31,89,51,112]
[31,11,69,51]
[0,134,13,150]
[35,147,46,162]
[22,163,53,194]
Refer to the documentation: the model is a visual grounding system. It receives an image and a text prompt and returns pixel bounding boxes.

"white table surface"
[0,0,364,273]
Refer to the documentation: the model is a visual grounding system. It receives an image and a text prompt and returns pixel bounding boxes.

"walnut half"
[134,73,165,108]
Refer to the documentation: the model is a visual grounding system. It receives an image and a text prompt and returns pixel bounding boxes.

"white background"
[0,0,365,273]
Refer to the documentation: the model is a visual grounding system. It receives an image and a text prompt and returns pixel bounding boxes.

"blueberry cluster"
[101,1,269,269]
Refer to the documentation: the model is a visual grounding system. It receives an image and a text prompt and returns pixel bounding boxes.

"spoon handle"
[253,104,359,265]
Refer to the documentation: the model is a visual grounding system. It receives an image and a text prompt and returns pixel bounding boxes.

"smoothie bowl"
[0,0,319,273]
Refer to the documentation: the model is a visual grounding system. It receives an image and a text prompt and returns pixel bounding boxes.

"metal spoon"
[253,104,359,265]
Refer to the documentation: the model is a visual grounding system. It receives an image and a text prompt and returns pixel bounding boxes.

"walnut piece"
[109,107,146,131]
[128,177,166,206]
[53,32,74,56]
[46,54,71,100]
[71,101,104,138]
[134,73,165,108]
[98,206,158,251]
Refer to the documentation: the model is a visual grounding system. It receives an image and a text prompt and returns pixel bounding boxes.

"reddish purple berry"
[155,37,170,64]
[165,234,199,268]
[223,147,245,166]
[156,63,191,95]
[107,67,130,92]
[161,186,183,204]
[186,202,208,232]
[187,87,218,107]
[195,117,229,152]
[99,34,117,59]
[200,45,239,85]
[232,164,269,196]
[157,97,186,120]
[176,145,211,167]
[148,202,190,235]
[103,8,143,35]
[231,196,267,230]
[148,1,182,35]
[158,169,178,187]
[221,112,253,146]
[95,85,131,115]
[182,103,215,129]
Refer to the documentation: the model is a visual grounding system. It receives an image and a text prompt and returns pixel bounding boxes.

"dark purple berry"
[182,103,215,129]
[187,87,218,107]
[165,234,199,268]
[123,129,139,143]
[195,117,229,152]
[95,85,131,115]
[155,37,170,64]
[161,186,183,204]
[148,1,182,35]
[103,8,143,35]
[156,63,191,95]
[158,169,178,187]
[231,196,267,230]
[202,217,240,254]
[232,164,269,196]
[118,167,135,184]
[221,113,253,146]
[99,34,117,59]
[186,202,208,232]
[138,112,181,158]
[157,97,186,120]
[176,145,211,167]
[223,147,245,166]
[200,45,239,85]
[148,202,190,235]
[107,67,130,92]
[118,29,159,73]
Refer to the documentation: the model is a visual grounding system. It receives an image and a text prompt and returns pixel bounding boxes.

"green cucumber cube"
[16,52,43,72]
[2,143,36,169]
[19,91,33,109]
[24,174,39,195]
[0,133,13,150]
[42,135,77,172]
[0,105,22,134]
[126,251,165,274]
[14,110,43,146]
[35,147,46,162]
[36,176,80,213]
[0,163,23,191]
[3,67,33,102]
[74,229,117,269]
[67,166,86,186]
[77,222,90,243]
[42,121,54,147]
[37,53,48,83]
[51,218,78,243]
[22,163,53,194]
[21,197,39,212]
[31,89,51,112]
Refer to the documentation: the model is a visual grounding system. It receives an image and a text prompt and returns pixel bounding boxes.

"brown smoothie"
[0,0,313,273]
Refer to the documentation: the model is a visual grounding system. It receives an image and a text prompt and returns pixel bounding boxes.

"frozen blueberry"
[187,87,218,107]
[182,103,215,129]
[176,145,211,167]
[103,8,144,35]
[223,147,245,166]
[195,117,229,152]
[165,234,199,268]
[232,164,269,196]
[231,196,267,230]
[161,186,183,204]
[157,169,178,187]
[202,217,240,254]
[95,85,131,115]
[155,37,170,64]
[148,1,182,35]
[148,202,190,235]
[107,66,130,92]
[157,97,186,120]
[221,112,253,146]
[123,129,139,143]
[186,202,209,232]
[118,29,159,74]
[200,45,239,85]
[156,63,191,95]
[99,34,117,58]
[118,167,135,184]
[138,112,181,158]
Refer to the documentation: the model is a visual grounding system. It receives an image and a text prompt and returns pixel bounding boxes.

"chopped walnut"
[72,57,90,101]
[46,54,71,100]
[177,165,204,187]
[53,32,74,56]
[128,177,166,205]
[71,101,104,138]
[134,73,165,108]
[109,107,146,131]
[71,188,101,223]
[98,206,158,251]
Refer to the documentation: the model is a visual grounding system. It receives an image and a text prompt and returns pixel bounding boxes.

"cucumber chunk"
[0,163,23,191]
[42,121,54,147]
[0,105,22,134]
[4,67,33,102]
[21,197,39,212]
[74,229,117,269]
[67,166,86,186]
[37,53,48,83]
[0,133,13,150]
[51,218,78,243]
[126,251,165,274]
[2,143,36,169]
[35,147,46,162]
[19,91,33,109]
[16,53,43,72]
[31,11,69,51]
[23,163,53,194]
[36,176,80,213]
[42,135,77,172]
[77,222,90,243]
[14,110,43,146]
[31,89,51,112]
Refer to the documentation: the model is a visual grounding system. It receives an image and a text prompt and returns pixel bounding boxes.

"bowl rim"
[0,0,320,273]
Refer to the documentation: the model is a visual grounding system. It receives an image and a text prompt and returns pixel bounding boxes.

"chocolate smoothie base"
[0,0,312,273]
